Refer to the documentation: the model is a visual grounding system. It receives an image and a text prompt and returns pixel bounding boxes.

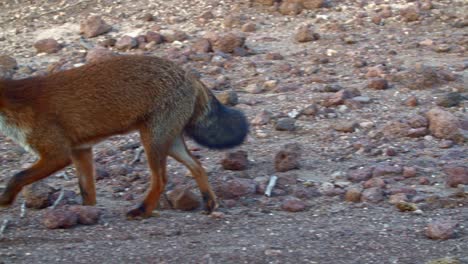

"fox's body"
[0,55,248,219]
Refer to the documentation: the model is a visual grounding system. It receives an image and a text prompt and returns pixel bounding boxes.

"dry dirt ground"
[0,0,467,263]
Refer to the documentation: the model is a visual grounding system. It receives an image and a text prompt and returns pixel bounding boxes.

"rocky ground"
[0,0,467,263]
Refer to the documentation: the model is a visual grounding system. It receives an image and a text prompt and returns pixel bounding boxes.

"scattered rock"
[363,177,386,189]
[407,115,429,128]
[22,182,55,209]
[444,166,468,187]
[98,38,117,47]
[244,83,263,94]
[192,38,212,53]
[367,78,389,90]
[80,16,112,38]
[85,48,116,63]
[241,22,256,32]
[34,39,61,54]
[403,167,417,178]
[160,30,188,43]
[425,219,458,240]
[115,36,138,50]
[68,205,100,225]
[295,25,320,43]
[439,140,454,149]
[301,0,325,9]
[344,188,362,202]
[404,96,419,107]
[279,2,303,15]
[361,187,384,203]
[275,143,301,172]
[252,110,272,126]
[275,118,296,131]
[388,193,408,204]
[382,120,412,138]
[332,121,358,133]
[407,127,429,138]
[212,33,245,53]
[426,257,461,264]
[323,89,360,107]
[0,55,18,79]
[166,187,200,211]
[400,5,420,22]
[216,178,256,199]
[146,31,164,44]
[43,208,78,229]
[141,13,154,22]
[348,167,373,183]
[426,108,463,142]
[217,91,238,106]
[221,150,248,171]
[436,92,464,108]
[301,104,319,116]
[395,201,418,212]
[281,197,306,212]
[265,53,283,60]
[255,0,276,5]
[0,55,17,73]
[391,64,454,90]
[372,165,403,177]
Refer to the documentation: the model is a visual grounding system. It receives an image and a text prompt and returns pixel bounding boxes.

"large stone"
[361,187,384,203]
[80,16,112,38]
[444,166,468,187]
[216,178,256,199]
[22,182,55,209]
[275,143,301,172]
[425,219,458,240]
[115,36,138,50]
[68,205,101,225]
[221,150,248,171]
[281,197,306,212]
[347,167,373,183]
[295,25,320,43]
[43,208,78,229]
[426,108,463,142]
[34,39,61,54]
[166,188,201,211]
[212,33,245,53]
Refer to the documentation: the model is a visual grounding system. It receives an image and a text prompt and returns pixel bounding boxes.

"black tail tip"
[186,105,249,150]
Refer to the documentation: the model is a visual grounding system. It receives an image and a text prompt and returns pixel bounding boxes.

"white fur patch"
[0,113,35,154]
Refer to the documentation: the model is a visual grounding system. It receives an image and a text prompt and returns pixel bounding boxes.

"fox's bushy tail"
[185,87,248,150]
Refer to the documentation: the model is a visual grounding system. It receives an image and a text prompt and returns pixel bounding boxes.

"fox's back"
[30,56,199,144]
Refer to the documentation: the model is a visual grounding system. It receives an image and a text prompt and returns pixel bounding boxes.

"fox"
[0,55,248,219]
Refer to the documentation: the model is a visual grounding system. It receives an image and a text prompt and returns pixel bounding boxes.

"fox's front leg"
[71,148,97,205]
[0,157,70,207]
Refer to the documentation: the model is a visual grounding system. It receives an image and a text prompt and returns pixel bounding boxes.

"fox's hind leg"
[169,135,218,214]
[71,148,97,206]
[126,125,171,220]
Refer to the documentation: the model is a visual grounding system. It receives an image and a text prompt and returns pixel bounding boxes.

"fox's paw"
[0,195,13,208]
[201,198,218,215]
[126,204,152,220]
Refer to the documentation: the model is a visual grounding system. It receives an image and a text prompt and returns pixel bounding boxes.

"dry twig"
[265,175,278,197]
[52,189,65,209]
[130,147,144,165]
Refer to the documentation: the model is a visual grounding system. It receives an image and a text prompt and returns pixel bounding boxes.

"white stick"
[52,189,65,209]
[20,201,26,218]
[130,147,144,165]
[265,175,278,197]
[0,219,9,238]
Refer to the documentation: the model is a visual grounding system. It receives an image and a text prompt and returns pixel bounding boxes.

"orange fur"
[0,55,248,219]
